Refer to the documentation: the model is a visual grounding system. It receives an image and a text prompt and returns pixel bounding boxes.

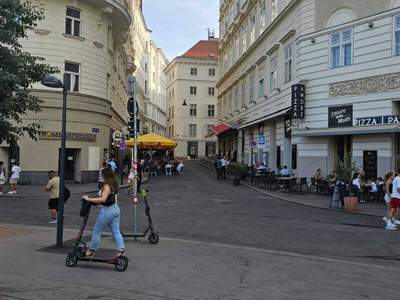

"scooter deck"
[79,256,125,264]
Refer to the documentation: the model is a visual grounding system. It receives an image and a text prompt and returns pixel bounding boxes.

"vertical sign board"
[291,84,305,119]
[363,150,377,180]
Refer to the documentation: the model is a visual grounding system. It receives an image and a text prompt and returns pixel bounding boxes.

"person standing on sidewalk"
[389,170,400,229]
[8,162,21,195]
[221,156,227,180]
[82,168,125,257]
[214,156,223,181]
[45,171,60,224]
[383,171,396,230]
[0,161,6,195]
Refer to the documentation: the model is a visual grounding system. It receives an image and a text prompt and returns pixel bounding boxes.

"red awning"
[212,123,232,135]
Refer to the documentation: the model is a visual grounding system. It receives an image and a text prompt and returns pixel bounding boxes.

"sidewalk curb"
[198,162,382,218]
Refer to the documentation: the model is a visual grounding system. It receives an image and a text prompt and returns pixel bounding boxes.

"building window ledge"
[34,29,50,35]
[63,33,85,41]
[93,41,104,49]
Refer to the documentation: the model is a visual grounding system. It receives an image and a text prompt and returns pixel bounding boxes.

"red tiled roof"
[180,39,219,60]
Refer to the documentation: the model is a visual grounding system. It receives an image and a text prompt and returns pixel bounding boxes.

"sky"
[142,0,219,61]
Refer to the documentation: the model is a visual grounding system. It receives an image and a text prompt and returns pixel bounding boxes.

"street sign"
[119,140,127,150]
[112,130,123,142]
[257,135,265,150]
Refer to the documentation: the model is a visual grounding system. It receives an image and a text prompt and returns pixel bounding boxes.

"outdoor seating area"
[247,168,386,203]
[146,159,184,177]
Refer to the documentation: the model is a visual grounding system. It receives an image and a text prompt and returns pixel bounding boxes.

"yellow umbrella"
[127,133,177,149]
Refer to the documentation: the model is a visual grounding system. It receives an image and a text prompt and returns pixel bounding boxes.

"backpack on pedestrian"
[64,186,71,203]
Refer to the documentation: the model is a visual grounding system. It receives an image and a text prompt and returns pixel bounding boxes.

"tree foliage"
[0,0,58,145]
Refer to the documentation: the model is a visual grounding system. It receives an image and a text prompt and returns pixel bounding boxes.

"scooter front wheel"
[66,252,79,267]
[115,256,128,272]
[148,232,159,244]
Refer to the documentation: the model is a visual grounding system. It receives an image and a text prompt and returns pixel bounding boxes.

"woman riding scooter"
[82,168,125,257]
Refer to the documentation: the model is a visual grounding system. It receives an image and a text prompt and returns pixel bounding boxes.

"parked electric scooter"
[123,189,159,244]
[65,199,129,271]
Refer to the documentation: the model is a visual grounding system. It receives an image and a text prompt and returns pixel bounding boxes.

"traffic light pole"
[127,76,138,238]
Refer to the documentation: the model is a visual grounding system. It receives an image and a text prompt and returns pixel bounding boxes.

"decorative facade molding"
[329,72,400,97]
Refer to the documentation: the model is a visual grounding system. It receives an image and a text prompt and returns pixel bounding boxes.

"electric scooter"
[123,189,159,244]
[65,199,129,271]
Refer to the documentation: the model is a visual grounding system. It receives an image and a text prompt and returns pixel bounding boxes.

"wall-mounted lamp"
[311,38,316,44]
[182,99,187,106]
[368,22,374,29]
[276,87,281,92]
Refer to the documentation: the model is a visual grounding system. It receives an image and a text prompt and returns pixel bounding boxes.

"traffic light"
[127,97,138,117]
[128,118,135,138]
[128,118,141,138]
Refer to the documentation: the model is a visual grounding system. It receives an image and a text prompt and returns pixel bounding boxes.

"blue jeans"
[89,203,125,251]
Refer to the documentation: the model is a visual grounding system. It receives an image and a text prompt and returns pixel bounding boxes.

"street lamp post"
[41,74,67,247]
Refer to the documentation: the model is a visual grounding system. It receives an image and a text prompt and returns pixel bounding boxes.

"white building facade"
[295,0,400,179]
[166,38,219,159]
[130,0,168,136]
[1,0,134,184]
[217,0,400,179]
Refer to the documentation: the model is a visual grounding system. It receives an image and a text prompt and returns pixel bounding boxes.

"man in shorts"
[390,169,400,229]
[45,171,60,224]
[8,162,21,195]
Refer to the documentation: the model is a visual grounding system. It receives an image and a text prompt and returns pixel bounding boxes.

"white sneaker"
[385,223,397,230]
[0,192,2,195]
[48,219,57,224]
[383,216,389,223]
[8,191,14,195]
[392,219,400,225]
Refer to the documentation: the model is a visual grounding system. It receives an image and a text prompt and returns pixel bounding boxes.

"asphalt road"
[2,161,400,299]
[1,161,399,267]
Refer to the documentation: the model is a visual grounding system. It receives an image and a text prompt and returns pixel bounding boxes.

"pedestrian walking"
[98,161,108,191]
[106,157,117,173]
[221,156,227,180]
[388,169,400,229]
[8,161,21,195]
[0,161,6,195]
[383,171,397,230]
[45,171,60,224]
[214,156,223,181]
[82,168,125,257]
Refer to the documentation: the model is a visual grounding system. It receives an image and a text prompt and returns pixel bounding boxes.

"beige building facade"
[166,38,219,159]
[129,0,168,137]
[217,0,400,179]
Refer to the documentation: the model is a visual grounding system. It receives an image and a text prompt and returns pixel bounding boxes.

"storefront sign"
[354,115,400,127]
[328,105,353,128]
[291,84,305,119]
[284,115,292,138]
[38,131,96,142]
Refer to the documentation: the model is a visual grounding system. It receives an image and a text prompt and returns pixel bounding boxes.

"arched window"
[326,8,356,28]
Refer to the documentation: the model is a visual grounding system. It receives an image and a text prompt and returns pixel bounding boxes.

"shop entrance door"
[59,149,78,181]
[187,142,198,159]
[335,136,352,162]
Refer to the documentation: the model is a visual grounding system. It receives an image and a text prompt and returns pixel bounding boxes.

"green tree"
[0,0,57,145]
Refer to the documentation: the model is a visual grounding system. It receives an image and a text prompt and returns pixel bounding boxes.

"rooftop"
[180,39,219,60]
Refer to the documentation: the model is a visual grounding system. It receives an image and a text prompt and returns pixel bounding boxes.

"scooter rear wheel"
[148,232,159,244]
[66,252,79,267]
[115,256,128,272]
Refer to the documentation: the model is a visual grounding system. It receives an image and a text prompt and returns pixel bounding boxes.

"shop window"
[276,145,281,167]
[292,144,297,170]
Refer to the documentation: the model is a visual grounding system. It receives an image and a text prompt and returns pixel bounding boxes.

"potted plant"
[334,156,358,212]
[229,163,247,185]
